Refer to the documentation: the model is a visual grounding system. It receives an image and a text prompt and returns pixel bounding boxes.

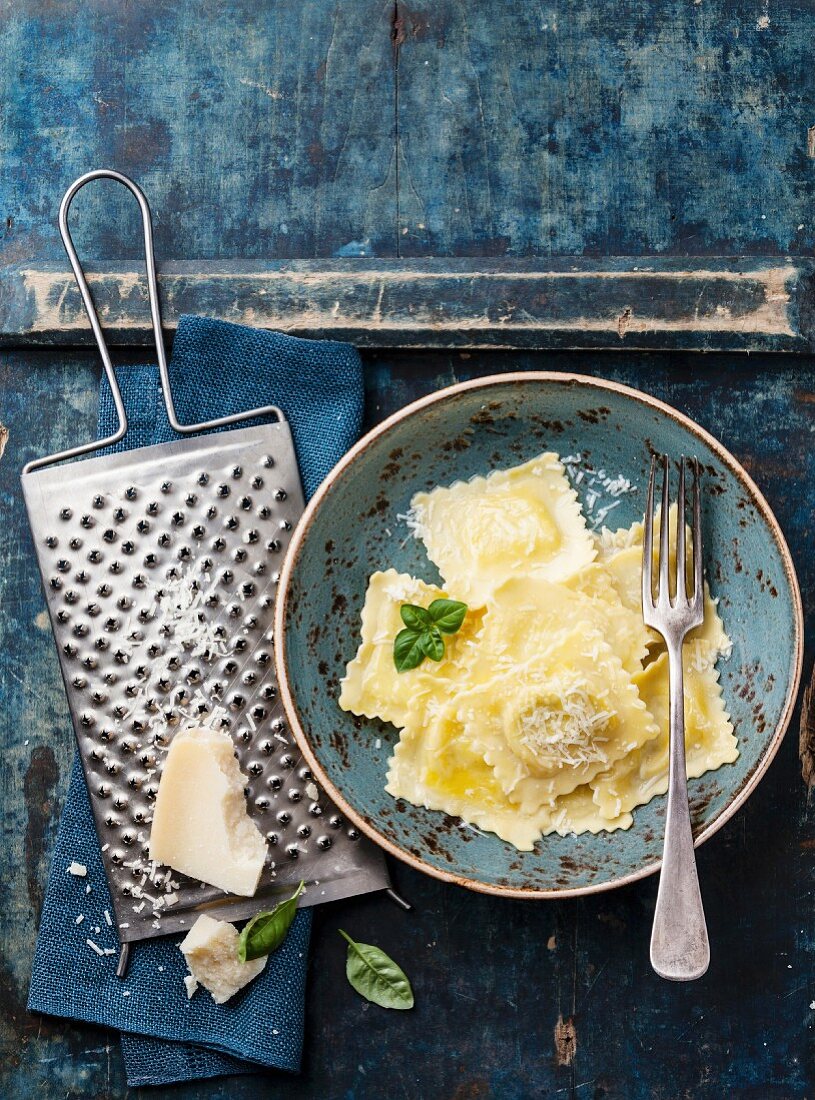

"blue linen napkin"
[28,315,366,1086]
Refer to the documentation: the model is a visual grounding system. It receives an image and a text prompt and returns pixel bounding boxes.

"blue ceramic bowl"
[275,374,803,897]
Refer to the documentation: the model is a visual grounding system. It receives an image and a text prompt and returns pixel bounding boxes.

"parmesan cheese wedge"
[179,914,266,1004]
[149,727,266,897]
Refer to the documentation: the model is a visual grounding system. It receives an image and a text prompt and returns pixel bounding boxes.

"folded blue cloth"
[28,315,365,1086]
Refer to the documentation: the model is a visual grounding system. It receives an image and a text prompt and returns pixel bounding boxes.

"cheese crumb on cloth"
[340,453,736,851]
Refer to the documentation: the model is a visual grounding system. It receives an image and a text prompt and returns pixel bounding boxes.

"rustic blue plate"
[275,374,803,897]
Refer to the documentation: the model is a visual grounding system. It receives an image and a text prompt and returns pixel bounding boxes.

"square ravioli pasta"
[338,569,482,727]
[409,453,596,607]
[386,701,632,851]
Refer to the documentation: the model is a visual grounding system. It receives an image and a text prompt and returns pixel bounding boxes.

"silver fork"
[642,454,710,981]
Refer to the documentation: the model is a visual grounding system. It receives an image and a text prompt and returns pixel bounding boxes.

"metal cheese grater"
[22,170,395,976]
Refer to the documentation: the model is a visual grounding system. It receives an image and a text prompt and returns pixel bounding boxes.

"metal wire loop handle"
[23,168,282,475]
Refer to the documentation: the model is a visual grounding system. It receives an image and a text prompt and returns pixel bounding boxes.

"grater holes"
[257,505,271,520]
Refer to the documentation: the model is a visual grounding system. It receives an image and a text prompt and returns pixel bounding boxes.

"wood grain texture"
[3,258,812,352]
[2,348,814,1099]
[394,0,815,259]
[0,0,397,266]
[5,1,815,350]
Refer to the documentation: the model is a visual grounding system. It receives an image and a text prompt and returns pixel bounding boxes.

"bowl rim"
[275,371,804,899]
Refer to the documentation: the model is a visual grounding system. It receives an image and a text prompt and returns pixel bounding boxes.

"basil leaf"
[400,603,433,630]
[428,598,468,634]
[237,880,305,962]
[394,628,426,672]
[420,626,444,662]
[339,929,414,1010]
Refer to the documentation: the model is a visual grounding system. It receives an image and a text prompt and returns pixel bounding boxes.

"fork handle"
[649,643,710,981]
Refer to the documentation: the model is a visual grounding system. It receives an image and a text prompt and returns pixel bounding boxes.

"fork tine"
[659,453,670,604]
[676,457,687,602]
[642,454,657,610]
[692,457,703,607]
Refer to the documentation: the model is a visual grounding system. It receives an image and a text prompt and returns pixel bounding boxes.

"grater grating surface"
[23,420,389,945]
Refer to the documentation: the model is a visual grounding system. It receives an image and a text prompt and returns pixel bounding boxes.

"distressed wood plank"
[0,0,397,267]
[395,0,815,260]
[2,258,812,352]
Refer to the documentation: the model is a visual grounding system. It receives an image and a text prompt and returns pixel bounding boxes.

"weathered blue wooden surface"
[1,349,814,1098]
[3,0,815,1094]
[3,0,814,265]
[3,1,815,350]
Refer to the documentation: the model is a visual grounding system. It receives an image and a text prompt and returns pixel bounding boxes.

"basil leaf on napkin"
[338,929,414,1010]
[238,880,305,962]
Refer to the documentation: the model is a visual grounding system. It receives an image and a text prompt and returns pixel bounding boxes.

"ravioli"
[455,621,659,813]
[598,506,731,668]
[339,569,483,727]
[591,652,737,819]
[410,453,596,606]
[386,702,632,850]
[340,452,738,851]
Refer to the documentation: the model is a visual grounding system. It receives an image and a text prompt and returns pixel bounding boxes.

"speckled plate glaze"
[275,374,803,898]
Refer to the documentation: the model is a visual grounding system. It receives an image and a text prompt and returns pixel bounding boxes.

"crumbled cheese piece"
[74,914,84,925]
[305,781,319,802]
[104,910,112,927]
[149,727,266,896]
[85,884,91,895]
[179,915,266,1004]
[86,938,104,956]
[67,862,87,877]
[184,974,199,999]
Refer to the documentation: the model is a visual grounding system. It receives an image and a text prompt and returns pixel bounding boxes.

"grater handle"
[23,169,284,476]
